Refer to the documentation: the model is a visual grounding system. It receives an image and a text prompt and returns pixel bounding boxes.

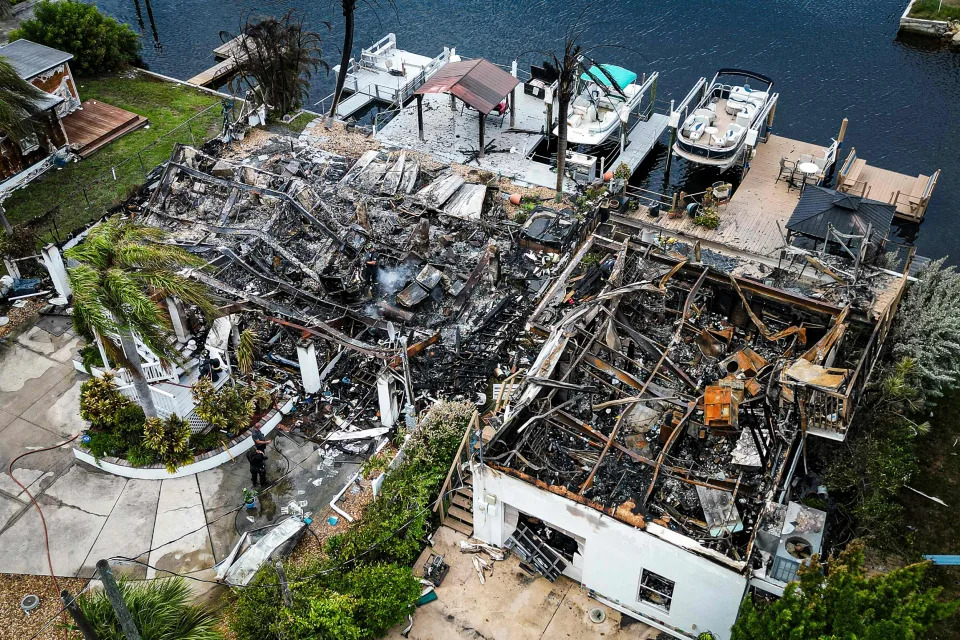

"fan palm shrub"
[66,216,214,417]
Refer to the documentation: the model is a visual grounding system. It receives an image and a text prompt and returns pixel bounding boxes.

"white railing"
[114,360,176,385]
[360,33,397,68]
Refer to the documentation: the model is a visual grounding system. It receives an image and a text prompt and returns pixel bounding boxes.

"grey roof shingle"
[0,39,73,80]
[786,186,895,242]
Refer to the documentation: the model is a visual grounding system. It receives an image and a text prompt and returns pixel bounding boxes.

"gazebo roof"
[786,186,895,242]
[415,58,520,114]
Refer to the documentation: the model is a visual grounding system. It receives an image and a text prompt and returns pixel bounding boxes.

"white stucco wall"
[472,464,747,639]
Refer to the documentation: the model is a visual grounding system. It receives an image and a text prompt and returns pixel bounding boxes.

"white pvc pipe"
[329,438,389,523]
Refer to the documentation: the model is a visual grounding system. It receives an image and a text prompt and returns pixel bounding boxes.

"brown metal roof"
[415,59,520,114]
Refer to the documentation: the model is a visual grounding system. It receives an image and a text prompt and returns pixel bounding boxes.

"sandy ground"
[0,574,85,640]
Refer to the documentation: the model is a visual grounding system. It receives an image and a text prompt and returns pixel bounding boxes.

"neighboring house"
[0,39,78,185]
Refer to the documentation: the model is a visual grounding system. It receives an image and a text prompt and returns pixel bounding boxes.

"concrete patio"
[0,318,360,591]
[388,525,658,640]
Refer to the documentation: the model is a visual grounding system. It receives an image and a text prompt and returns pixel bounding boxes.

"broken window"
[638,569,674,612]
[18,132,39,154]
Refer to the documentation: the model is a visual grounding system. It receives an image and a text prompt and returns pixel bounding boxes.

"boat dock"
[375,67,667,192]
[629,134,831,258]
[320,34,448,119]
[835,147,940,223]
[188,35,248,88]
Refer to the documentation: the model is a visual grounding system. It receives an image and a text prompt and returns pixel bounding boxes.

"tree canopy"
[731,541,957,640]
[11,0,141,76]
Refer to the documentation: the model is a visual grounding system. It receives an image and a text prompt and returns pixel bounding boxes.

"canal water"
[98,0,960,262]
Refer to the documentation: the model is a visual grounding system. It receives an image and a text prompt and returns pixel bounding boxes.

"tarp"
[580,64,637,90]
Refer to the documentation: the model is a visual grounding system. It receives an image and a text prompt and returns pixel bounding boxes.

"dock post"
[826,117,848,188]
[479,114,486,158]
[665,99,676,177]
[510,60,518,129]
[416,95,425,141]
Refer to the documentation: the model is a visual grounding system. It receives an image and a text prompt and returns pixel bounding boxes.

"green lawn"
[909,0,960,21]
[899,390,960,639]
[4,70,222,240]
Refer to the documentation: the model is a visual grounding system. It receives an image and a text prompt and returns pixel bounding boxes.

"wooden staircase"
[436,411,479,537]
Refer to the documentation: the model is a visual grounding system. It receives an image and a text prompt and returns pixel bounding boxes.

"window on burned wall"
[637,569,675,612]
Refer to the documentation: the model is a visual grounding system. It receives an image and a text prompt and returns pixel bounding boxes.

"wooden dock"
[188,35,248,88]
[836,147,940,223]
[638,134,828,258]
[60,100,148,157]
[605,113,670,177]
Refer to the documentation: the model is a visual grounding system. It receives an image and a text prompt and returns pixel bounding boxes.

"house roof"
[786,186,895,241]
[415,59,520,114]
[0,39,73,80]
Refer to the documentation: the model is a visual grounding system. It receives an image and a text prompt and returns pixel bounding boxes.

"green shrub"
[144,413,194,473]
[77,576,222,640]
[10,0,141,76]
[85,431,124,459]
[125,443,157,467]
[79,374,132,427]
[229,401,474,640]
[192,379,254,435]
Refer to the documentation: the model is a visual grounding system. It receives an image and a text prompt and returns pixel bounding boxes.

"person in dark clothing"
[251,427,269,451]
[247,447,268,486]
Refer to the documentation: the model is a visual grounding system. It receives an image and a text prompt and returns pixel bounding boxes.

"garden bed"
[73,398,295,479]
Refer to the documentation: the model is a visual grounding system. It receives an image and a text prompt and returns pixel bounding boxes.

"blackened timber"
[643,399,699,507]
[268,316,398,359]
[167,162,348,253]
[450,248,492,317]
[612,310,698,391]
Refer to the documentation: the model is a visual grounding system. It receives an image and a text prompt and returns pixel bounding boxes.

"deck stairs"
[436,411,481,537]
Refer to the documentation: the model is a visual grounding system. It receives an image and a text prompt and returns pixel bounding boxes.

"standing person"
[247,447,268,487]
[251,426,269,451]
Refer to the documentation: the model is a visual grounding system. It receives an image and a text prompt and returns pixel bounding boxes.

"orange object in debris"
[509,193,523,205]
[603,171,614,182]
[704,385,739,428]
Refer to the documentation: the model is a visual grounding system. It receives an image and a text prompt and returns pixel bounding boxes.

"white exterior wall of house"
[471,464,748,640]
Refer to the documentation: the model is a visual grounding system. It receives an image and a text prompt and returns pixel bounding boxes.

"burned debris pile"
[134,137,589,436]
[483,236,898,568]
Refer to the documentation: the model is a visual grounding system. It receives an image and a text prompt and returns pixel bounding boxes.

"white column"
[297,340,322,394]
[377,371,398,427]
[3,257,21,280]
[41,243,72,298]
[166,298,190,342]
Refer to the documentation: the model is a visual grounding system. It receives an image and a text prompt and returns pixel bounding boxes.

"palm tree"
[327,0,357,123]
[228,10,329,116]
[66,217,214,418]
[0,55,45,234]
[549,34,583,201]
[76,576,222,639]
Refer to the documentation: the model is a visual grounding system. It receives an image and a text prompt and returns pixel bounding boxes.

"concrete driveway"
[0,319,359,588]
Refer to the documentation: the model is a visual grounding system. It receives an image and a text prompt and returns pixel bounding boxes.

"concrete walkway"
[0,319,359,591]
[388,525,658,640]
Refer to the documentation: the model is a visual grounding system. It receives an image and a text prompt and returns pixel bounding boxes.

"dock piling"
[510,60,518,129]
[665,99,676,177]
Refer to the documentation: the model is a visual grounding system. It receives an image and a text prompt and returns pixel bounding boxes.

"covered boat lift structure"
[414,58,520,159]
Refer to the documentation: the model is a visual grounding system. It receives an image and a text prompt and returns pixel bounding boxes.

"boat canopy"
[580,64,637,90]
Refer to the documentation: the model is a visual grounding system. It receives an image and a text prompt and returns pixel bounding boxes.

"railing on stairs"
[435,410,480,522]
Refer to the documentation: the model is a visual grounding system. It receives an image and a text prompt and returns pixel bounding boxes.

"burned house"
[470,230,904,638]
[129,134,593,438]
[94,124,906,637]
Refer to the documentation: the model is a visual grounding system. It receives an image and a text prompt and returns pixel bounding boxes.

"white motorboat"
[556,63,648,155]
[673,69,776,172]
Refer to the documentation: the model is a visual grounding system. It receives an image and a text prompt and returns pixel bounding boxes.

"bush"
[229,401,474,640]
[79,374,132,428]
[144,413,194,473]
[890,258,960,406]
[77,576,222,640]
[10,0,141,76]
[192,379,254,435]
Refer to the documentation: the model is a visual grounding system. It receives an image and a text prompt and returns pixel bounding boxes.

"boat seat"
[686,121,706,141]
[585,104,599,124]
[693,108,716,124]
[724,123,745,147]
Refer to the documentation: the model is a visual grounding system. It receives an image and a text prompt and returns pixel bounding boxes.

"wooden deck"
[836,147,939,223]
[646,134,826,257]
[189,35,248,87]
[60,100,148,158]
